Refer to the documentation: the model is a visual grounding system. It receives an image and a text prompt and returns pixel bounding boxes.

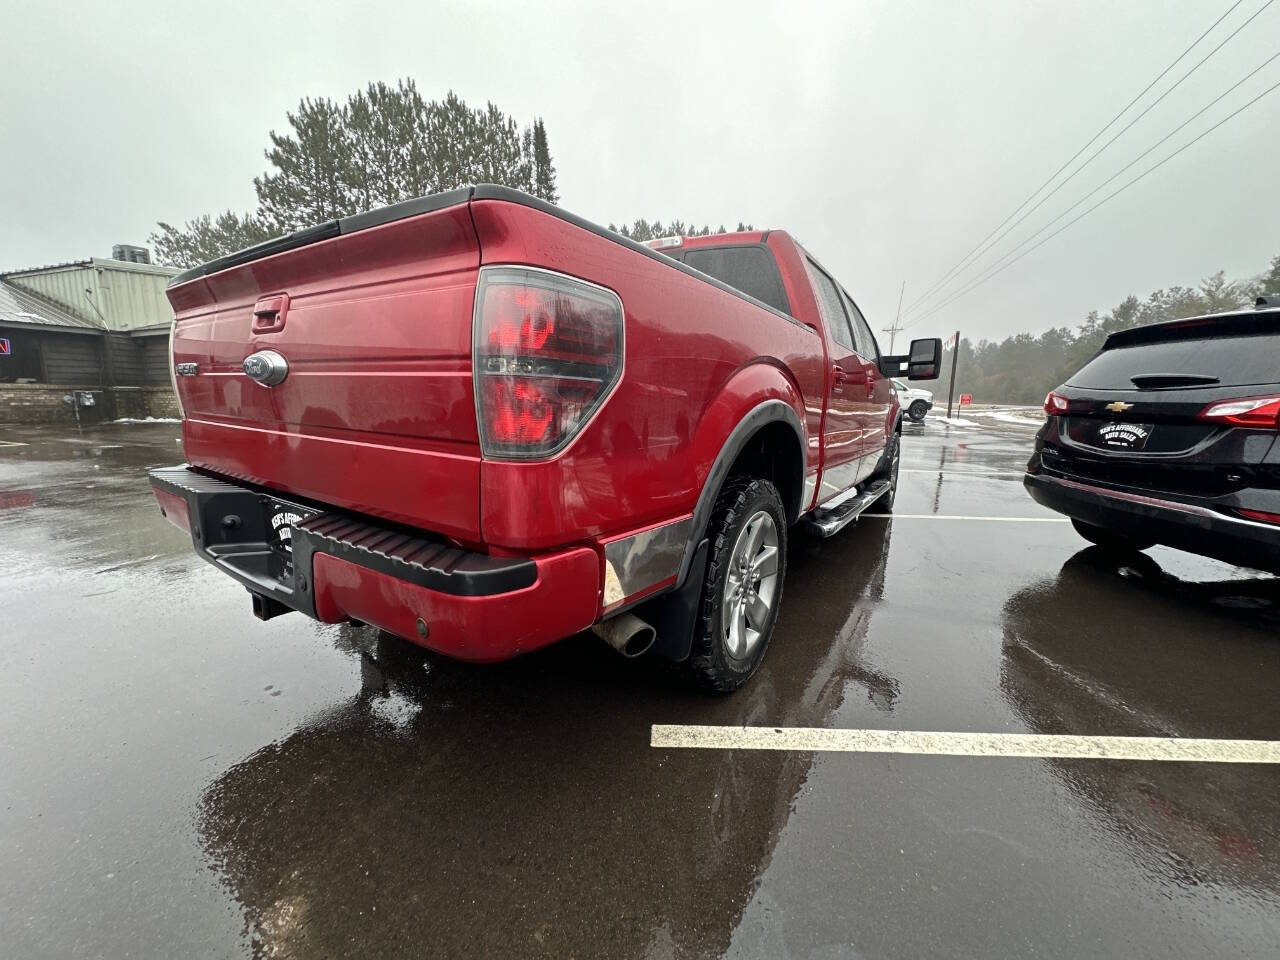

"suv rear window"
[679,245,792,315]
[1068,333,1280,390]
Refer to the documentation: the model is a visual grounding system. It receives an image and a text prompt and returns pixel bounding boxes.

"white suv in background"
[893,379,934,422]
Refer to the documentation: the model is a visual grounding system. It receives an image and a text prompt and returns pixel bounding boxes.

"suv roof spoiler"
[1106,302,1280,350]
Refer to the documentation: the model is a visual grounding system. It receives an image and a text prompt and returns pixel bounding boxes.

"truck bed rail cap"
[471,185,810,331]
[167,187,475,288]
[167,184,813,336]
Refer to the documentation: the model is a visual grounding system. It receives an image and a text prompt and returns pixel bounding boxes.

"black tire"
[1071,518,1155,553]
[682,476,788,693]
[908,401,928,422]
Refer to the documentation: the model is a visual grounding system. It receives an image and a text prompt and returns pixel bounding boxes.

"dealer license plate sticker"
[1093,421,1153,451]
[266,499,316,555]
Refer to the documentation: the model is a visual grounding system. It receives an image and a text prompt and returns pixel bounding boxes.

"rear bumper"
[149,466,600,662]
[1024,469,1280,573]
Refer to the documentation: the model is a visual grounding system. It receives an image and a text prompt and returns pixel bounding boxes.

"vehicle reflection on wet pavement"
[2,415,1278,958]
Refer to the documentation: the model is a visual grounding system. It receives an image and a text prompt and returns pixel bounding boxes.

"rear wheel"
[908,401,928,422]
[683,476,788,693]
[1071,518,1155,553]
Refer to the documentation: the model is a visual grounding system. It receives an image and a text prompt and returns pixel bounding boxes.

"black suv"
[1025,296,1280,573]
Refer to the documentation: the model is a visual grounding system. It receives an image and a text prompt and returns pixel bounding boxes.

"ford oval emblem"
[242,350,289,386]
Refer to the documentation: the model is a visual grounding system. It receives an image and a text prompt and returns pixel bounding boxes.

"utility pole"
[945,330,960,419]
[882,281,906,354]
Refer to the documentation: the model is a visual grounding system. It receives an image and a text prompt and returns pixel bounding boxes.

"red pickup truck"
[150,185,940,690]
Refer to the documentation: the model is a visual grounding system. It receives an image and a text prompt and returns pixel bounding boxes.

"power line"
[901,0,1247,316]
[903,0,1276,321]
[901,48,1280,331]
[905,76,1280,328]
[906,0,1274,323]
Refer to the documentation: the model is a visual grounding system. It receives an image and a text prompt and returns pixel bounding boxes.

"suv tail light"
[473,266,624,458]
[1197,396,1280,429]
[1238,508,1280,525]
[1044,391,1069,415]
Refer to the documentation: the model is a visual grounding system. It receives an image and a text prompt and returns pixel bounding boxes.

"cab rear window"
[678,245,791,315]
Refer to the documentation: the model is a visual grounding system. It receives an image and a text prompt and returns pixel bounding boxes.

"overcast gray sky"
[3,0,1277,343]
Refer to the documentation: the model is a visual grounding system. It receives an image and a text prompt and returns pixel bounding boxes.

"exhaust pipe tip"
[592,612,657,659]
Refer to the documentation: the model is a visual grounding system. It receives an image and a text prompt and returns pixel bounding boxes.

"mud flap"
[637,538,709,662]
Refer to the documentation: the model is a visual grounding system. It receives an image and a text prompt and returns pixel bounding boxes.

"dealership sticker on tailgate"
[1095,421,1153,450]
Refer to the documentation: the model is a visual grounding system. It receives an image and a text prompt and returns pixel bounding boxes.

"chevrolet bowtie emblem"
[1104,401,1133,413]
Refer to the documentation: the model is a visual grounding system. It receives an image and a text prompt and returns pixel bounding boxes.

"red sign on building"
[0,338,10,356]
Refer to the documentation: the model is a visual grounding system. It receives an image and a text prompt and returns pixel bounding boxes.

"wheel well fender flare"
[675,398,805,588]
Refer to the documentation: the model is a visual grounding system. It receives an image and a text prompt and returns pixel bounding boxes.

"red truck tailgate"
[169,200,484,541]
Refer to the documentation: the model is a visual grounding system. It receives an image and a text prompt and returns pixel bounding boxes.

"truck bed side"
[468,194,826,551]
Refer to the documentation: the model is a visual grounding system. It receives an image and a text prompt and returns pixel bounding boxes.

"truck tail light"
[1044,391,1069,415]
[1197,396,1280,429]
[473,267,623,458]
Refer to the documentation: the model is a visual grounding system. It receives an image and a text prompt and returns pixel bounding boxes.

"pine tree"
[1198,270,1250,313]
[153,83,561,263]
[1258,255,1280,295]
[151,211,274,268]
[345,79,437,209]
[607,220,753,242]
[532,119,558,203]
[254,96,354,232]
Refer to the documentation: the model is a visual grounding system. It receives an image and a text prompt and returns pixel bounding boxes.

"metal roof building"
[0,251,178,412]
[1,257,179,332]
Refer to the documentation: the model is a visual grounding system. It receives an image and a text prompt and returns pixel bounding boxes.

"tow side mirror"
[907,337,942,380]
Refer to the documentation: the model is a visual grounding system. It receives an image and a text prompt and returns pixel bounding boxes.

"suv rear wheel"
[683,476,788,692]
[908,400,928,422]
[1071,518,1155,553]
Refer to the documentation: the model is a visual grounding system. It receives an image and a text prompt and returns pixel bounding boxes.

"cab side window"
[803,258,856,352]
[841,289,879,361]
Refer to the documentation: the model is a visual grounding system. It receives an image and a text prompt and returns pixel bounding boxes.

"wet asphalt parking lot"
[2,411,1279,959]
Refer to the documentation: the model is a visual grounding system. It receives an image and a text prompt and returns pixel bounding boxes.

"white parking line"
[650,725,1280,763]
[899,468,1019,476]
[0,441,29,447]
[862,513,1068,522]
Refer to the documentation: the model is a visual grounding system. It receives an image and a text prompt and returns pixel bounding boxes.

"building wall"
[0,328,175,385]
[0,328,48,382]
[0,384,178,424]
[107,333,144,384]
[139,335,173,385]
[0,327,177,422]
[144,386,180,418]
[41,333,104,384]
[90,262,178,332]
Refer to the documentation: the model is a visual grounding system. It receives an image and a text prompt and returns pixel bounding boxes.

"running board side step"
[801,480,892,538]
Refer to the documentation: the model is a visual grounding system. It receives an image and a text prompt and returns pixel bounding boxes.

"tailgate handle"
[252,295,289,333]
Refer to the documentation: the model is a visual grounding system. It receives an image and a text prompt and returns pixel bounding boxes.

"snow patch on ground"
[113,417,181,424]
[984,410,1044,427]
[934,416,978,427]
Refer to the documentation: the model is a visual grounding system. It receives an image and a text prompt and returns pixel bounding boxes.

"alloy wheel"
[721,510,781,659]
